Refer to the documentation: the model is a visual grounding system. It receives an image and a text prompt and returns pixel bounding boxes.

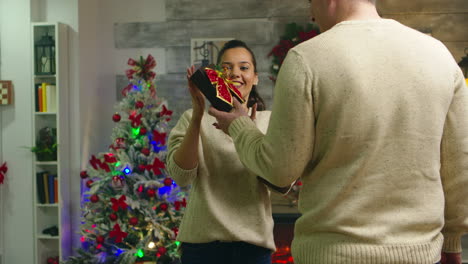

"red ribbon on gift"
[0,162,7,184]
[204,68,244,106]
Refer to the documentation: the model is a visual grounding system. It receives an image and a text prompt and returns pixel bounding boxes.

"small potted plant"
[32,127,57,161]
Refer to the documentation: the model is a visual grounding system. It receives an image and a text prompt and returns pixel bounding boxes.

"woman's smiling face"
[220,47,259,102]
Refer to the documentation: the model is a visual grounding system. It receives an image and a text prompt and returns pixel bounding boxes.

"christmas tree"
[66,55,187,264]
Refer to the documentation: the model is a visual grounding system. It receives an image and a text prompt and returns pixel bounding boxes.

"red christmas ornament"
[138,164,146,171]
[147,188,156,197]
[80,170,88,179]
[109,213,118,221]
[86,179,94,188]
[157,246,167,256]
[172,227,179,236]
[129,217,138,226]
[163,177,173,186]
[135,101,144,109]
[90,194,99,203]
[159,203,168,211]
[112,113,121,122]
[137,185,144,193]
[141,148,150,156]
[140,127,147,135]
[96,235,105,244]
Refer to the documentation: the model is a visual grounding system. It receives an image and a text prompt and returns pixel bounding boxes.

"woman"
[166,40,274,264]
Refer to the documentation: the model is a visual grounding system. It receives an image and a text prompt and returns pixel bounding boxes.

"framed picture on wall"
[190,38,233,69]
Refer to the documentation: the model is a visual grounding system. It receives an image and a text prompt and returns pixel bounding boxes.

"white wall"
[0,0,34,263]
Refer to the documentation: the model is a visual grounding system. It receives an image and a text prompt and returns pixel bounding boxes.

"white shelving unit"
[31,22,71,264]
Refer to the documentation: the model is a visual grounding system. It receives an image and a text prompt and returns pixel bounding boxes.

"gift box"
[190,66,245,112]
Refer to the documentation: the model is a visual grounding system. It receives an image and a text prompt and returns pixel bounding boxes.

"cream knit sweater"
[229,19,468,263]
[167,109,276,251]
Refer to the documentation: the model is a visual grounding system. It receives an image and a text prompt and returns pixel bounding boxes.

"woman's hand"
[187,65,205,121]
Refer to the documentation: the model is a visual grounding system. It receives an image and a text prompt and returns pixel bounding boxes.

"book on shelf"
[46,84,56,113]
[36,172,46,204]
[41,82,47,112]
[36,172,58,204]
[43,172,49,204]
[48,174,55,204]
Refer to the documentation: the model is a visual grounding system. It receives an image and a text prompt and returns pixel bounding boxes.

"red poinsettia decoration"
[268,23,319,81]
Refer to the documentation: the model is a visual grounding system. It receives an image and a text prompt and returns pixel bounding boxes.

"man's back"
[289,19,467,263]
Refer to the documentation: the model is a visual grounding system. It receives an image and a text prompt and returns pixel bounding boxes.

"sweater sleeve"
[166,110,198,187]
[229,50,315,187]
[440,68,468,252]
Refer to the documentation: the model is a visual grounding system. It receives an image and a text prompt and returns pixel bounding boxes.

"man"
[208,0,468,263]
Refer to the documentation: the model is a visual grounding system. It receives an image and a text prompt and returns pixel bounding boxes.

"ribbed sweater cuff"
[229,116,255,139]
[167,156,198,179]
[442,233,462,252]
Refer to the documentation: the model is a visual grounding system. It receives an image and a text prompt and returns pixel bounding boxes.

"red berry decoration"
[157,246,167,256]
[138,164,146,171]
[86,179,94,188]
[129,217,138,226]
[96,235,105,244]
[141,148,150,156]
[112,113,121,122]
[109,213,118,221]
[90,194,99,203]
[140,127,147,135]
[147,188,156,197]
[172,227,179,236]
[163,177,173,186]
[80,170,88,179]
[159,203,168,211]
[135,101,144,109]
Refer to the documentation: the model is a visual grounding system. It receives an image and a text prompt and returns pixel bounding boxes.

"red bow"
[121,83,133,97]
[0,162,7,184]
[129,112,143,128]
[205,68,244,105]
[110,195,128,212]
[152,130,167,146]
[89,155,111,172]
[141,157,165,175]
[174,198,187,211]
[104,154,117,163]
[160,105,173,121]
[109,223,128,243]
[125,55,157,81]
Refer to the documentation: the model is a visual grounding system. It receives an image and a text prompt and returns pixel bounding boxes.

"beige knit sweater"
[166,109,276,251]
[229,19,468,264]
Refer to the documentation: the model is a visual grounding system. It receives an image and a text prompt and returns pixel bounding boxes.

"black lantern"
[458,48,468,77]
[34,32,56,75]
